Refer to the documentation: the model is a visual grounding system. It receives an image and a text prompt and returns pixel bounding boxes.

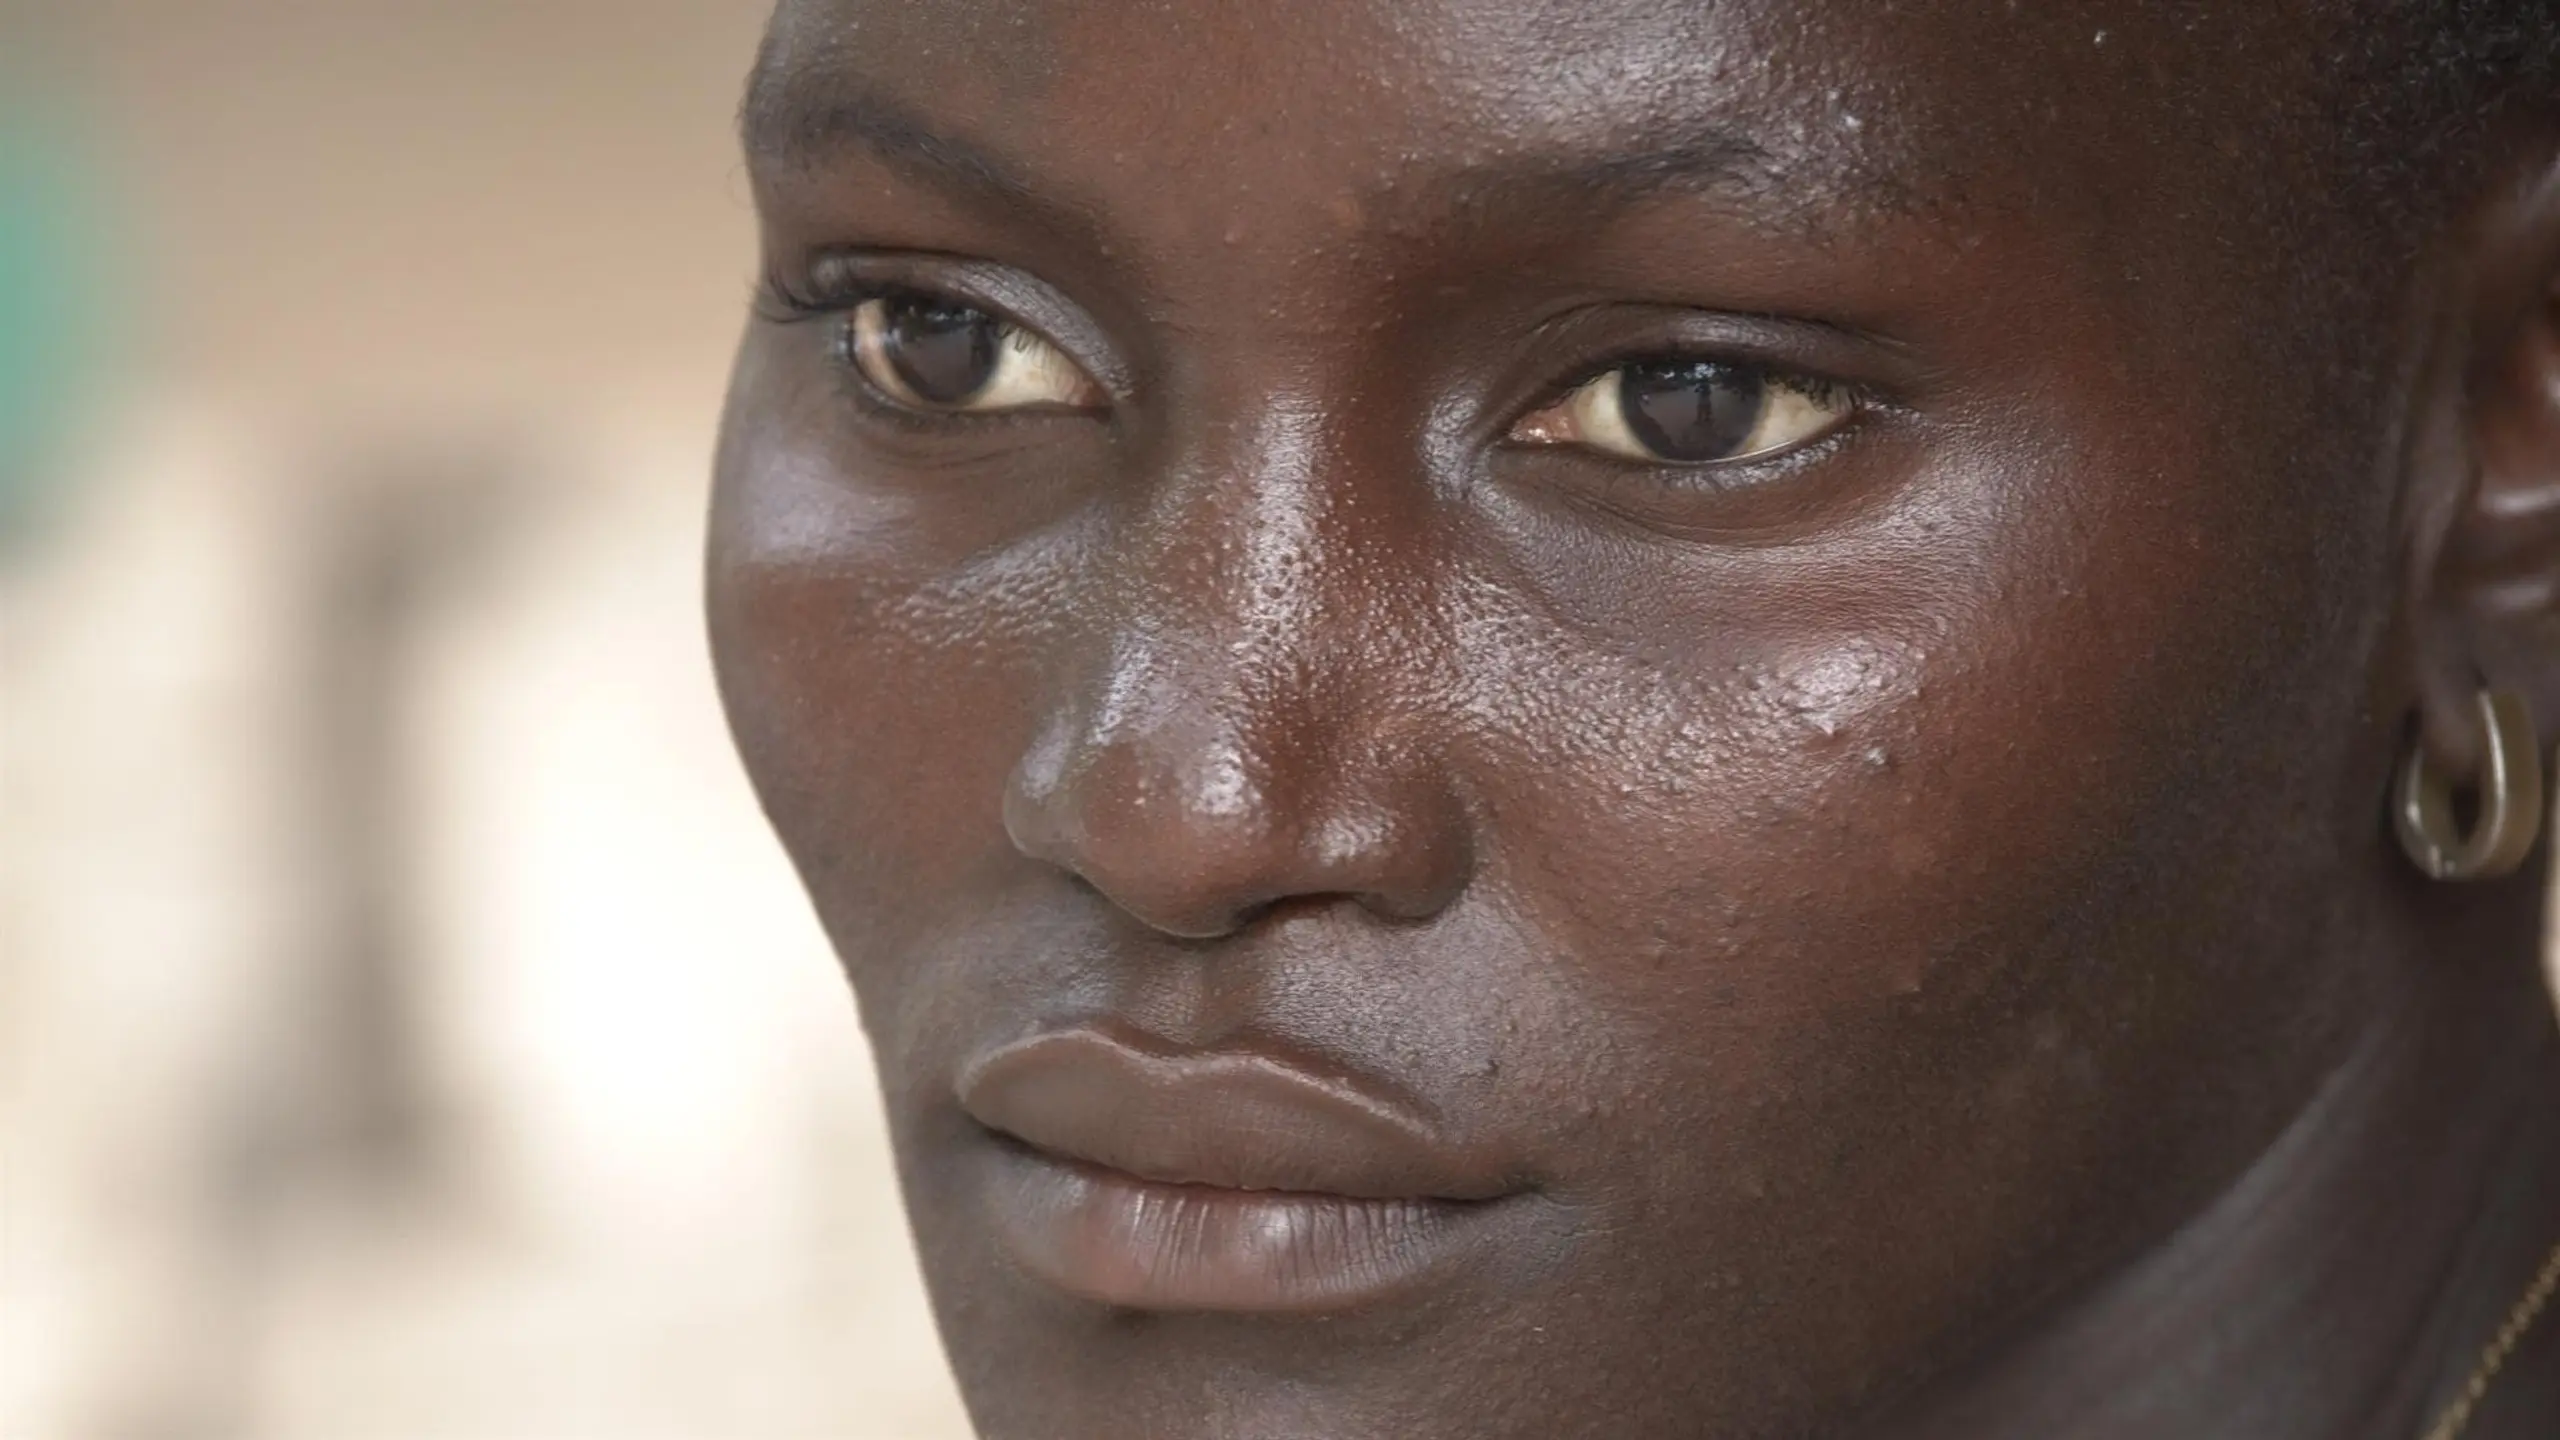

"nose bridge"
[1171,400,1366,692]
[1003,394,1467,938]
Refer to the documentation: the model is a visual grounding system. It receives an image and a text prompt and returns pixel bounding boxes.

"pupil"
[883,297,1001,405]
[1619,360,1763,461]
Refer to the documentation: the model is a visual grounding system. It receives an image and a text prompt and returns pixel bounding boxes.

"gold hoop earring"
[2395,689,2545,882]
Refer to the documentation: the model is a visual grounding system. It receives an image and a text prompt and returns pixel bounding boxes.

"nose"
[1001,415,1473,941]
[1003,673,1473,939]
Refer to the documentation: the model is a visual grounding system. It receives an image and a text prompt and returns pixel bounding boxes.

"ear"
[2408,154,2560,777]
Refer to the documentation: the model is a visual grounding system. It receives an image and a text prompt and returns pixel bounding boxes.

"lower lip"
[979,1141,1511,1314]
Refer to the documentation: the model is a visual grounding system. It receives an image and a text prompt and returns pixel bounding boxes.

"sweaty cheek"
[1443,430,2279,1393]
[1489,631,1949,1019]
[707,419,1077,982]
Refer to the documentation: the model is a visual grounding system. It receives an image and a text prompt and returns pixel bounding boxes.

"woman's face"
[710,1,2410,1434]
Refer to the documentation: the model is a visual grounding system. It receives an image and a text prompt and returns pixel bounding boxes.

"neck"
[1884,907,2560,1440]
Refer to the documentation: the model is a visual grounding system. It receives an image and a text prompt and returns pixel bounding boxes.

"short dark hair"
[2350,1,2559,207]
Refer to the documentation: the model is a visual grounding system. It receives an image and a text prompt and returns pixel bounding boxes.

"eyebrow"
[743,57,1849,244]
[1449,129,1801,225]
[746,68,1028,189]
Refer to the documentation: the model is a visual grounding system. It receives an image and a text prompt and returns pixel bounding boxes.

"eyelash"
[757,267,1050,434]
[755,262,870,323]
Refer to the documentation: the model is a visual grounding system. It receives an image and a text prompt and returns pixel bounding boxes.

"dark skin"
[707,1,2560,1435]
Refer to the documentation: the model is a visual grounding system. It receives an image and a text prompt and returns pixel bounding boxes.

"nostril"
[1088,826,1300,940]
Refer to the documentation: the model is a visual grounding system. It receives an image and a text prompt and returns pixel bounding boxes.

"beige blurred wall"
[61,0,760,410]
[3,4,974,1436]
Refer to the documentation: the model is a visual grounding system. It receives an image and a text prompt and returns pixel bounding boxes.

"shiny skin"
[707,1,2560,1436]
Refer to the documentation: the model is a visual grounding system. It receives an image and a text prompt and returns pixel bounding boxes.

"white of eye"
[849,297,1103,413]
[1513,363,1853,465]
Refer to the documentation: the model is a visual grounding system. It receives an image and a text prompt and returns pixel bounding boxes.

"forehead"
[748,0,2337,248]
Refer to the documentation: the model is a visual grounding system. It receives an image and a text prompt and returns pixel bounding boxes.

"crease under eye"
[1514,358,1854,466]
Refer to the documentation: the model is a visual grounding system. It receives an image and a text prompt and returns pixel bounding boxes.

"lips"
[957,1026,1529,1313]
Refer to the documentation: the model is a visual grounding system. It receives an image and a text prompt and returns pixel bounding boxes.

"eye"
[847,294,1104,414]
[1510,358,1853,465]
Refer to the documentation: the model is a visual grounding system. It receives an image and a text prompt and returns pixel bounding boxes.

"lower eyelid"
[1614,421,1864,494]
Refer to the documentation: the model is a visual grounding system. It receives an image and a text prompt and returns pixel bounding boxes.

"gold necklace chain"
[2419,1234,2560,1440]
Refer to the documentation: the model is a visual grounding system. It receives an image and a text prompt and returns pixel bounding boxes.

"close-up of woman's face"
[708,1,2560,1436]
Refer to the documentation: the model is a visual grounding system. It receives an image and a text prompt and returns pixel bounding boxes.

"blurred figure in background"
[2,4,968,1435]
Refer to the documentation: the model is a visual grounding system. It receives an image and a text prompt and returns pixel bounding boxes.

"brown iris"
[1618,360,1766,462]
[869,296,1003,406]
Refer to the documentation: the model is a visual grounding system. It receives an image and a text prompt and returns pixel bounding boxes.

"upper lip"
[958,1026,1517,1202]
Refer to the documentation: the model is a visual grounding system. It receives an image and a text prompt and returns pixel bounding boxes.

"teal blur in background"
[0,93,99,543]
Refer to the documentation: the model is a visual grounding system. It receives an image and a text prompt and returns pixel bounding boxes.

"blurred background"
[1,2,974,1435]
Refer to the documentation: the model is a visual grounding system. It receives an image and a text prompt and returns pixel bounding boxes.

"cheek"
[705,407,1072,999]
[1488,631,2070,1050]
[1467,612,1967,1037]
[1447,465,2276,1357]
[1455,402,2276,1060]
